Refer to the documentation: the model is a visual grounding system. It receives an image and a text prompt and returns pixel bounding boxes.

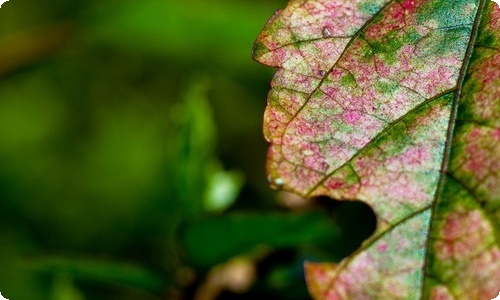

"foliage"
[253,0,499,298]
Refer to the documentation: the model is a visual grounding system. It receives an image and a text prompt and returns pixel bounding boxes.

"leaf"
[182,211,341,269]
[253,0,499,299]
[29,257,166,293]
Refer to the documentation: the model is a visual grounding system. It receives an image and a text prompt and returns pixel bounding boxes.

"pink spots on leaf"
[365,171,432,208]
[468,248,500,298]
[466,50,500,120]
[263,106,289,142]
[424,65,456,95]
[403,147,431,165]
[271,68,320,94]
[315,167,360,199]
[297,122,316,137]
[398,57,460,98]
[432,242,500,299]
[493,128,500,140]
[487,3,500,30]
[365,3,405,40]
[332,114,385,149]
[385,146,433,172]
[430,286,454,300]
[464,147,487,174]
[254,0,498,298]
[354,162,429,221]
[401,0,417,11]
[377,242,388,253]
[478,51,500,85]
[339,40,378,87]
[389,3,406,21]
[342,110,362,124]
[322,252,375,299]
[435,209,493,261]
[326,179,345,190]
[449,125,499,202]
[304,156,330,174]
[462,127,498,183]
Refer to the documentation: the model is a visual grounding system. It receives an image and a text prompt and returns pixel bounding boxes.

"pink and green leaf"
[253,0,499,298]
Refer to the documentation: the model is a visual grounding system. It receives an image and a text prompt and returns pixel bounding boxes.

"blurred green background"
[0,0,376,299]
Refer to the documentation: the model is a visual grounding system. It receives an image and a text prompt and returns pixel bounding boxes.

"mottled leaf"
[253,0,499,298]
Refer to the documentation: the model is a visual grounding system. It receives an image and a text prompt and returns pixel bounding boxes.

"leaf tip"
[252,9,283,65]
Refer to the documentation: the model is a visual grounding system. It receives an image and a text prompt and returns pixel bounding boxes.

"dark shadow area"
[313,196,377,260]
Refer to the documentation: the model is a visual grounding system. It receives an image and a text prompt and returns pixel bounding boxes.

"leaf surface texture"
[253,0,500,298]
